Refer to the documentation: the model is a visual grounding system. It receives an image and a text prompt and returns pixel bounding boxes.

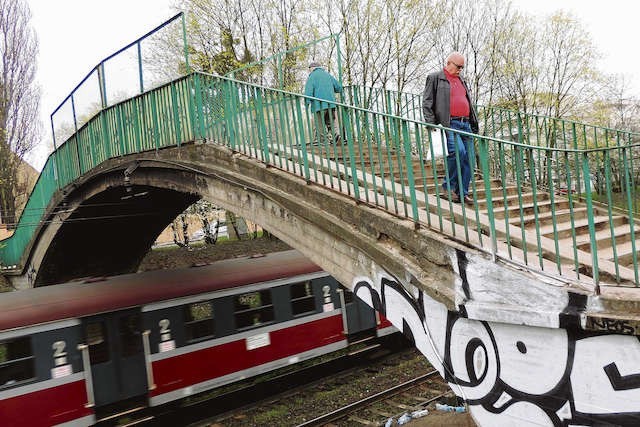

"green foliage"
[251,404,290,424]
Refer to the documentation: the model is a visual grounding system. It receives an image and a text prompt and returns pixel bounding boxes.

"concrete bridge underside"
[14,142,460,299]
[9,142,640,426]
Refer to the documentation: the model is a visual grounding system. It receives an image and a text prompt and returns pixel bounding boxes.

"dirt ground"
[406,411,476,426]
[138,236,292,272]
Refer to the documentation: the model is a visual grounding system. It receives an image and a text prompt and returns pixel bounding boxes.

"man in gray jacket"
[422,52,479,204]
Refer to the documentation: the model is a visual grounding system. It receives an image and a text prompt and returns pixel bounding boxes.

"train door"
[80,308,148,408]
[341,287,377,337]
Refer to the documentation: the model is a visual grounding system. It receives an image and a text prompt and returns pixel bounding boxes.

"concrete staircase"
[277,140,640,286]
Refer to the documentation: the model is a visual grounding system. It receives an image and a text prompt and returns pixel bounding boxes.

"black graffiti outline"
[604,362,640,391]
[351,268,640,426]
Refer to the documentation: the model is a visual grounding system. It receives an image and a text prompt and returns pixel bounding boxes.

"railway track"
[137,339,406,426]
[296,369,451,426]
[187,347,446,427]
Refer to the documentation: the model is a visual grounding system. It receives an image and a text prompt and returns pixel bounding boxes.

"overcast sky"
[25,0,640,169]
[511,0,640,95]
[27,0,175,168]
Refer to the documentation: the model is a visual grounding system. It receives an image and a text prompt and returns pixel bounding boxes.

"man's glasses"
[451,62,464,70]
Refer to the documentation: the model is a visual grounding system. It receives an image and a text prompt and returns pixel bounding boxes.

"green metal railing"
[225,34,342,93]
[344,85,640,286]
[0,75,198,269]
[50,13,188,151]
[3,70,640,290]
[0,13,190,269]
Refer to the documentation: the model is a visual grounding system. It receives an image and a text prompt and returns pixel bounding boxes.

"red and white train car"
[0,250,396,426]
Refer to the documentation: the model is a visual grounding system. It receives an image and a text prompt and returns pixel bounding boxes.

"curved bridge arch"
[21,143,458,309]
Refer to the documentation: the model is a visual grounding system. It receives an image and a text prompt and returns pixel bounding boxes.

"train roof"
[0,249,322,333]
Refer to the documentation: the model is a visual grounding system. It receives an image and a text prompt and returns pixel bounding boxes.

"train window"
[119,314,142,357]
[234,290,274,329]
[290,281,316,316]
[0,337,35,388]
[184,301,215,342]
[86,322,110,364]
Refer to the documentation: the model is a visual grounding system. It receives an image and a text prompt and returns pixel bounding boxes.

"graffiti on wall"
[352,272,640,426]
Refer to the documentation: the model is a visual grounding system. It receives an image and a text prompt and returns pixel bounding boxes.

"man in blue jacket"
[304,61,343,144]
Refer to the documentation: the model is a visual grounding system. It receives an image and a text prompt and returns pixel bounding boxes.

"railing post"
[150,90,160,151]
[100,112,112,160]
[621,145,639,285]
[294,99,311,181]
[582,151,599,289]
[478,138,497,261]
[335,33,343,88]
[50,116,61,190]
[70,95,86,178]
[181,12,190,73]
[137,41,144,94]
[223,80,239,150]
[572,123,582,195]
[253,88,270,163]
[342,106,360,201]
[192,73,206,140]
[401,120,418,222]
[277,55,283,90]
[98,63,108,108]
[170,82,182,146]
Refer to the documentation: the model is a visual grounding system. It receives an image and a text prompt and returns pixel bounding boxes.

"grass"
[589,189,640,215]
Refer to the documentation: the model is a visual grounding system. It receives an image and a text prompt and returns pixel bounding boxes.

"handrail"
[347,84,640,141]
[50,13,186,119]
[50,13,188,150]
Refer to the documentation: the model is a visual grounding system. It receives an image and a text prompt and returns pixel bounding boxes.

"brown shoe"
[463,195,474,205]
[441,191,460,203]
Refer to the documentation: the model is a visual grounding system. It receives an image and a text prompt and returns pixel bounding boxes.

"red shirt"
[444,68,470,117]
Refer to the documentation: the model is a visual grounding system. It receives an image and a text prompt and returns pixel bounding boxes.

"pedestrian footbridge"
[3,18,640,426]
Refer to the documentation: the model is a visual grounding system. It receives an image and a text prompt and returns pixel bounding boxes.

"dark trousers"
[443,119,474,197]
[314,107,340,143]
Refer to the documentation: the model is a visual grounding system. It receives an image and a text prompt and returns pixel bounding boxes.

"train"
[0,249,397,426]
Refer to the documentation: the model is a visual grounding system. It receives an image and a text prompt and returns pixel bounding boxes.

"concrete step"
[473,183,520,199]
[480,192,551,209]
[420,179,506,195]
[510,207,589,229]
[574,223,640,252]
[540,215,626,240]
[490,198,571,220]
[598,238,640,264]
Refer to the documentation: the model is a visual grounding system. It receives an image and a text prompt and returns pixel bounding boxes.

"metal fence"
[226,34,342,94]
[0,13,190,270]
[195,74,640,288]
[50,13,188,151]
[3,69,640,289]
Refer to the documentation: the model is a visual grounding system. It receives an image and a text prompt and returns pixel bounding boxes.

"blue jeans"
[443,120,474,197]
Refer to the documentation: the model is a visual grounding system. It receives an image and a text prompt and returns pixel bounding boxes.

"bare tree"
[0,0,41,228]
[170,0,631,137]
